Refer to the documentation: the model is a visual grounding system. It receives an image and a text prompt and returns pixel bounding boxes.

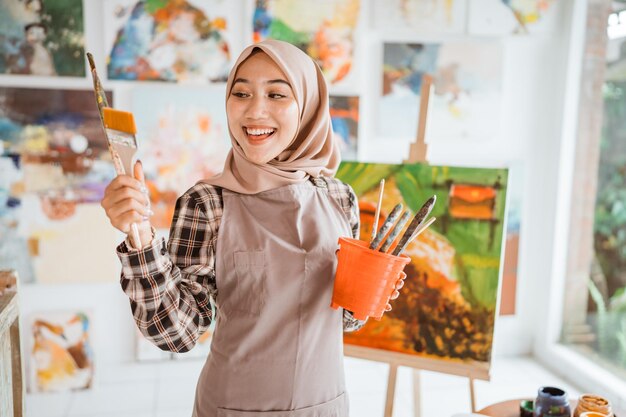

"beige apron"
[192,179,352,417]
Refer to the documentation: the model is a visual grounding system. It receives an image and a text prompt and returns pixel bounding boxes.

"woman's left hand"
[385,271,407,312]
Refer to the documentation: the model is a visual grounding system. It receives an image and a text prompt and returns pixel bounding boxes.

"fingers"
[101,160,152,234]
[110,210,149,234]
[106,197,152,219]
[106,173,144,194]
[134,160,149,194]
[385,271,407,310]
[102,185,149,209]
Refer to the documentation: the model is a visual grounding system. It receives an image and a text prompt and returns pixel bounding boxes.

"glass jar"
[574,394,613,417]
[534,386,571,417]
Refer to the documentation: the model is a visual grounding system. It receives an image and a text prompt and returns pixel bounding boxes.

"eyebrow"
[232,78,291,87]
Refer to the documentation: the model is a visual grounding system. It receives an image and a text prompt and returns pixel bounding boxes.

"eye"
[231,91,250,98]
[269,93,287,99]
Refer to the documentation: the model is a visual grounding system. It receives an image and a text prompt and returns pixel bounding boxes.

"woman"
[102,39,401,417]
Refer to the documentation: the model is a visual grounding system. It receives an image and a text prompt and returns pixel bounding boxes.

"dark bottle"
[534,386,572,417]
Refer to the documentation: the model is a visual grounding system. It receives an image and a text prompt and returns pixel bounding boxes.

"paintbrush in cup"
[370,179,385,244]
[369,203,403,250]
[379,210,411,253]
[393,217,436,256]
[391,195,436,256]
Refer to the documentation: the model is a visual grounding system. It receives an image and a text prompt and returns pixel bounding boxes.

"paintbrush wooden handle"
[379,210,411,253]
[369,203,403,250]
[86,52,109,119]
[371,179,385,242]
[393,216,436,257]
[391,195,436,256]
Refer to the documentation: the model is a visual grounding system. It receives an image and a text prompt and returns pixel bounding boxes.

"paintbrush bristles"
[103,108,137,134]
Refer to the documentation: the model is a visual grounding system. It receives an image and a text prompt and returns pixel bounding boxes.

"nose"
[245,95,268,119]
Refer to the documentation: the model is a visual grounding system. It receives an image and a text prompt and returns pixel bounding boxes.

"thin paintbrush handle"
[86,53,109,119]
[370,179,385,243]
[394,217,436,257]
[391,195,437,256]
[369,203,403,250]
[130,223,142,249]
[379,210,411,253]
[413,216,436,239]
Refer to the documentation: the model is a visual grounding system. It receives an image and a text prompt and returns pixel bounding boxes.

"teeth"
[246,128,275,136]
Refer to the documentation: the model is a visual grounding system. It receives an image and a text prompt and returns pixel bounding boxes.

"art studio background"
[1,0,625,416]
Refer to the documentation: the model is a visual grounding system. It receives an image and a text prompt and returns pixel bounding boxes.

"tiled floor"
[25,356,583,417]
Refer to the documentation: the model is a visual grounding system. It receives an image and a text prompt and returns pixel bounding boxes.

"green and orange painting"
[336,162,508,363]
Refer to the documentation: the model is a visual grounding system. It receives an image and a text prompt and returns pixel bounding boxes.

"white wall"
[2,0,582,376]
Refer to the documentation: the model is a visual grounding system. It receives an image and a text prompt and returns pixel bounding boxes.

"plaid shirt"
[117,176,365,353]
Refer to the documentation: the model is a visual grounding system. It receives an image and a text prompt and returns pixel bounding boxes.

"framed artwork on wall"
[0,0,86,76]
[28,310,94,393]
[104,0,237,82]
[0,87,120,284]
[131,85,230,230]
[467,0,562,36]
[377,41,502,144]
[251,0,363,89]
[330,95,359,161]
[371,0,467,35]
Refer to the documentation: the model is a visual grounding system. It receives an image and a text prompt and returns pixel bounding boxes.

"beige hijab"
[202,39,340,194]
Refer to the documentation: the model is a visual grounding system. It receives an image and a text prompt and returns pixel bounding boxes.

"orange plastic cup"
[331,237,411,321]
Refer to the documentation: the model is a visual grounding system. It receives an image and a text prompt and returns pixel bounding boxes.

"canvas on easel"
[336,73,508,417]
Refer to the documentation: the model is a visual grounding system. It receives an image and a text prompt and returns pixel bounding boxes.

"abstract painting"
[17,196,121,284]
[467,0,560,35]
[330,95,358,161]
[0,87,119,284]
[0,87,114,205]
[132,85,230,229]
[28,310,94,393]
[0,0,85,76]
[372,0,467,34]
[378,41,502,143]
[337,162,508,366]
[104,0,234,82]
[253,0,361,86]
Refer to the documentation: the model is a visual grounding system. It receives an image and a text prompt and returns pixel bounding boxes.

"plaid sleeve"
[322,176,367,332]
[323,177,360,239]
[116,183,222,352]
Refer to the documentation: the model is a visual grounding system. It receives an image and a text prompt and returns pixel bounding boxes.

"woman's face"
[227,52,299,165]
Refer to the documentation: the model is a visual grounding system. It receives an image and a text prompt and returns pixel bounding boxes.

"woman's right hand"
[101,160,154,248]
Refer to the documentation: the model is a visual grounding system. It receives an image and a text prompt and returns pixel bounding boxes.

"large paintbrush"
[87,52,142,246]
[391,195,436,256]
[369,203,403,250]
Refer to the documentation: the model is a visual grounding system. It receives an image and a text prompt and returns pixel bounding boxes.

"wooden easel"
[356,73,482,417]
[344,345,486,417]
[404,73,433,165]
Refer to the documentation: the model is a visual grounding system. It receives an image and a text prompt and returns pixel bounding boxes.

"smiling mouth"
[244,127,276,143]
